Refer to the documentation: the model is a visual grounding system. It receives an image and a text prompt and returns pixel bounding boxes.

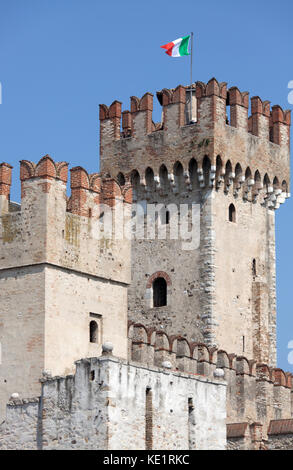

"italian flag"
[161,35,190,57]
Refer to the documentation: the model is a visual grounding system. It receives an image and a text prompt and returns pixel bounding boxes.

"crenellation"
[0,163,13,215]
[99,79,290,199]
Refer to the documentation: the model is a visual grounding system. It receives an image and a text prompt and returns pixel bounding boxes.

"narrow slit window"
[161,207,170,225]
[229,203,236,223]
[89,320,98,343]
[252,259,257,277]
[165,210,170,224]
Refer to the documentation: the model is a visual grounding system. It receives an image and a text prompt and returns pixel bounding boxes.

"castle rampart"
[128,322,293,443]
[1,327,293,450]
[0,346,227,450]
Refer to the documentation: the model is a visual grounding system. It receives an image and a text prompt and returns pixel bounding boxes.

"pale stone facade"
[0,354,227,450]
[0,77,292,450]
[0,158,131,419]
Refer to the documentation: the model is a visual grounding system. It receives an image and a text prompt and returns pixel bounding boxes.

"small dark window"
[117,172,125,186]
[160,208,170,225]
[89,320,98,343]
[153,277,167,307]
[88,208,92,218]
[188,397,194,412]
[252,258,257,277]
[229,204,236,223]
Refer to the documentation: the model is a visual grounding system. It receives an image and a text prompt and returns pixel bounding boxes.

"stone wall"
[267,419,293,450]
[0,156,131,420]
[128,323,293,436]
[99,78,290,366]
[0,351,227,450]
[227,419,293,450]
[0,266,45,419]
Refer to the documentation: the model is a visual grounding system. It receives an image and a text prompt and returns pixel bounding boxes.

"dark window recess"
[252,258,257,277]
[117,172,125,186]
[161,208,170,224]
[165,210,170,224]
[89,320,98,343]
[229,204,236,223]
[153,277,167,307]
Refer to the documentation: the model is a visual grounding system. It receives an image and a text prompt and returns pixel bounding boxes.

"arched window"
[153,277,167,307]
[89,320,98,343]
[117,172,125,186]
[229,204,236,223]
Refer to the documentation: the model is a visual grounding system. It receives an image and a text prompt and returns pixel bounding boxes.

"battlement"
[99,78,290,205]
[128,322,293,432]
[100,78,291,144]
[1,154,131,216]
[18,155,132,213]
[20,155,68,183]
[0,155,131,284]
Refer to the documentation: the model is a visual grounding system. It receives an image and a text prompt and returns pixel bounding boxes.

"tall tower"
[99,78,291,367]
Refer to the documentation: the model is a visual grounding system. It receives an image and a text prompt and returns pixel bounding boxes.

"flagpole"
[190,32,193,123]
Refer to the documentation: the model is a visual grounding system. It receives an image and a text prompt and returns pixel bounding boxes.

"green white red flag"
[161,35,191,57]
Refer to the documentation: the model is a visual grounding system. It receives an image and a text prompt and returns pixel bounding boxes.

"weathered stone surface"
[99,79,290,365]
[0,156,131,420]
[0,356,227,450]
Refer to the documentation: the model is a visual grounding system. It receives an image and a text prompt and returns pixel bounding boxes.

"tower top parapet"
[99,78,290,206]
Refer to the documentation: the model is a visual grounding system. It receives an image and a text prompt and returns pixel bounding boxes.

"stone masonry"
[99,78,290,365]
[0,156,131,419]
[0,348,227,450]
[0,77,292,450]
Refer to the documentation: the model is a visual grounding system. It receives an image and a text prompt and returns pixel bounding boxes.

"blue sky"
[0,0,292,370]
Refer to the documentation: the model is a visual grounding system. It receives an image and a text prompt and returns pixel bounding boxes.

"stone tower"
[99,78,291,367]
[0,156,131,419]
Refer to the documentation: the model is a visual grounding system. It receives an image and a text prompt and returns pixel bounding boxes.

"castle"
[0,77,292,450]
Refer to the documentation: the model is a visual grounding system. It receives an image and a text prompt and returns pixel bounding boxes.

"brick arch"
[146,271,172,289]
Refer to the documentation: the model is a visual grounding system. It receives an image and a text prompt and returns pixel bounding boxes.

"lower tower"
[0,156,131,418]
